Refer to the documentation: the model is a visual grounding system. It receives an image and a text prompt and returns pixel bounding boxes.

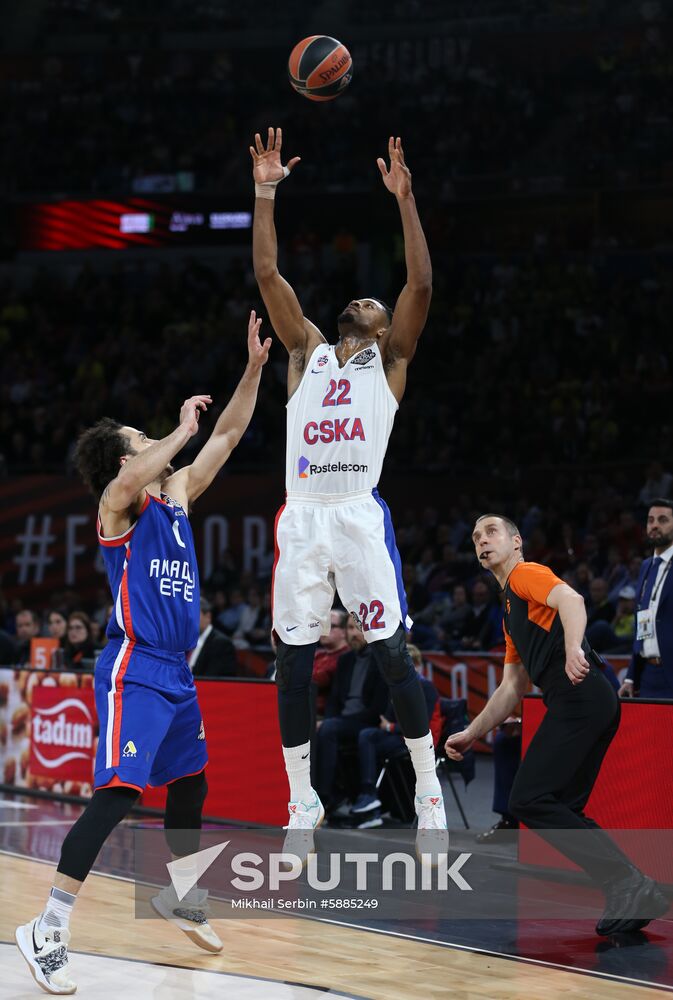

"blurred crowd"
[1,3,671,199]
[1,481,668,669]
[1,250,671,479]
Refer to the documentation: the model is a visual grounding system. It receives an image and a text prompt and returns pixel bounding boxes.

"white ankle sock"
[38,887,76,932]
[283,742,313,802]
[405,733,442,797]
[168,854,200,901]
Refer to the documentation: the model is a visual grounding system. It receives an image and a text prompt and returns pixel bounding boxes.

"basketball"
[288,35,352,101]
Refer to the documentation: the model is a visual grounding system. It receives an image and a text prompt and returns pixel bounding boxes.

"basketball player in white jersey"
[250,127,446,842]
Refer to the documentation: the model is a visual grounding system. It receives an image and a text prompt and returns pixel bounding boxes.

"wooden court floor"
[2,853,671,1000]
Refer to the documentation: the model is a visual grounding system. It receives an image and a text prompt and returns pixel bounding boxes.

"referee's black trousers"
[509,664,632,884]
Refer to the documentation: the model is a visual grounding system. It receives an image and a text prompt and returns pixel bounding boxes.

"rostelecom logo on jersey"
[297,455,368,478]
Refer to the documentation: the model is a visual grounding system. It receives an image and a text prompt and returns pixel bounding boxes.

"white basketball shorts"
[272,489,412,646]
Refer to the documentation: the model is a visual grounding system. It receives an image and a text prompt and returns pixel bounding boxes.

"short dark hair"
[648,498,673,514]
[200,597,212,615]
[16,608,40,627]
[74,418,131,499]
[375,299,393,325]
[475,513,521,538]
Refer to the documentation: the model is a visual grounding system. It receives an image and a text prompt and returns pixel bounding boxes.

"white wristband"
[255,166,290,200]
[622,678,634,685]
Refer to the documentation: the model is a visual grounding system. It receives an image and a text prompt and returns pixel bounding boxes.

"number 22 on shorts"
[359,600,385,632]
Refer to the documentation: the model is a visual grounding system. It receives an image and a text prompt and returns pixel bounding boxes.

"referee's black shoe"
[596,867,669,936]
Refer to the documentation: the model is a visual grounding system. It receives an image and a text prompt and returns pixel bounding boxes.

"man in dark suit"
[314,616,389,814]
[619,498,673,699]
[190,598,238,678]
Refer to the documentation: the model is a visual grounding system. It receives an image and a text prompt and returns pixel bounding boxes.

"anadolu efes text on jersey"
[97,493,200,653]
[287,342,398,495]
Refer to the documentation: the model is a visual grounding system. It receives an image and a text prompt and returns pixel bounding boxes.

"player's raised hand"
[247,310,272,368]
[249,127,300,183]
[377,137,412,199]
[179,394,212,437]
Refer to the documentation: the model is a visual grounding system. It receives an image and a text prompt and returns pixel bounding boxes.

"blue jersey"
[98,492,200,654]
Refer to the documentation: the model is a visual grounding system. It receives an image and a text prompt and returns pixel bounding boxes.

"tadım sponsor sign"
[30,686,96,783]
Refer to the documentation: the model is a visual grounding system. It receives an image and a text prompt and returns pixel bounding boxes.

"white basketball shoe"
[415,793,449,864]
[151,885,223,953]
[16,917,77,995]
[282,790,325,869]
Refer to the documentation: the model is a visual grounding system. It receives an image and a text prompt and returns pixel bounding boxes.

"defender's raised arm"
[250,127,323,365]
[169,311,271,504]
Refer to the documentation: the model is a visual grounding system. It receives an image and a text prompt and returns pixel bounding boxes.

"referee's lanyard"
[636,559,671,641]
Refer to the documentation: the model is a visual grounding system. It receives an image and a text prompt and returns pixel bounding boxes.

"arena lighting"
[18,198,252,250]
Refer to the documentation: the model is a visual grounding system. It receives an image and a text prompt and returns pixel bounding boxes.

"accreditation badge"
[636,609,655,640]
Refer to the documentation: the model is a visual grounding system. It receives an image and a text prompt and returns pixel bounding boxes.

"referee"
[446,513,668,936]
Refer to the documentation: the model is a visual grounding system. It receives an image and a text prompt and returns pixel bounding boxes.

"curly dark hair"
[74,418,132,499]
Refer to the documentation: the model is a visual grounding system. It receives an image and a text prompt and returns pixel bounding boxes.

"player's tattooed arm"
[173,311,271,503]
[377,137,432,399]
[250,127,325,364]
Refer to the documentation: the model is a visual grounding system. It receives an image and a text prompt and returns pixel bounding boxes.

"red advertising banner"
[30,686,97,785]
[18,198,252,251]
[0,668,95,795]
[141,680,288,826]
[0,669,287,825]
[424,652,630,751]
[520,696,673,881]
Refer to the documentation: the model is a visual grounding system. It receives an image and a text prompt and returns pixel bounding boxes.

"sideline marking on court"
[0,820,74,827]
[1,847,671,993]
[0,942,366,999]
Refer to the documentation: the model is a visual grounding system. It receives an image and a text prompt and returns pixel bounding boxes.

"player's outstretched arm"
[251,127,324,358]
[101,396,209,515]
[171,311,271,503]
[377,138,432,395]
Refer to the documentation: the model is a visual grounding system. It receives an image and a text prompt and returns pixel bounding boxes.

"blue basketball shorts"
[93,638,208,792]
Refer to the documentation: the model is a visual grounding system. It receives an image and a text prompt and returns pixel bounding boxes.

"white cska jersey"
[286,341,398,497]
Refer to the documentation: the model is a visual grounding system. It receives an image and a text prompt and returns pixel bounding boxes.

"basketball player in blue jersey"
[250,127,447,849]
[16,312,271,996]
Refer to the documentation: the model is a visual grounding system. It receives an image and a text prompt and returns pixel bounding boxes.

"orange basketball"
[288,35,353,102]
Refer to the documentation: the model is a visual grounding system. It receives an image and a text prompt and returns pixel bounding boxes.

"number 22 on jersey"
[322,379,351,407]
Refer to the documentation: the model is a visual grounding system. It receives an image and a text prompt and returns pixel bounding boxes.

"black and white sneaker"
[16,917,77,995]
[152,886,223,953]
[357,809,384,829]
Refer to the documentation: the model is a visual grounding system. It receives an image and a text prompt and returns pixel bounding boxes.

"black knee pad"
[275,639,317,693]
[371,625,414,686]
[165,769,208,828]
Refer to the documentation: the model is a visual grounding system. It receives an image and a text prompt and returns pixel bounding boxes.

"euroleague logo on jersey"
[351,348,375,366]
[311,355,329,373]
